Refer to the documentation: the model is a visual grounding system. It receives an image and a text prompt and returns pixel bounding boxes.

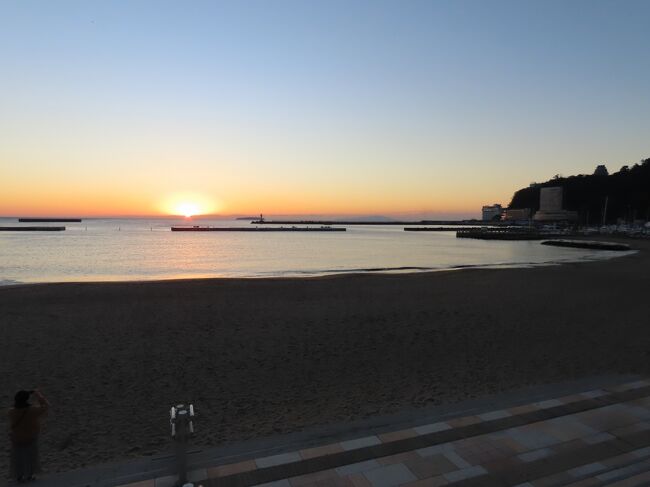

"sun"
[176,202,201,218]
[161,192,219,217]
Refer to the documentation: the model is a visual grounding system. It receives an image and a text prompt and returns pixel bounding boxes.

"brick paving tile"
[528,471,574,486]
[403,476,449,487]
[551,439,587,455]
[363,463,417,487]
[610,421,650,438]
[413,422,451,435]
[154,476,176,487]
[379,429,419,443]
[517,448,552,462]
[447,416,480,428]
[477,410,511,422]
[563,478,601,487]
[417,444,455,457]
[580,389,608,399]
[378,451,422,466]
[560,394,588,404]
[481,456,524,475]
[442,465,487,482]
[336,460,381,476]
[596,460,650,482]
[490,436,528,455]
[631,446,650,458]
[119,481,155,487]
[442,451,472,470]
[607,470,650,486]
[567,461,607,477]
[602,451,638,467]
[583,431,616,444]
[341,436,382,451]
[289,469,339,487]
[301,444,345,460]
[257,452,304,468]
[346,473,373,487]
[404,454,458,479]
[508,404,539,415]
[311,479,353,487]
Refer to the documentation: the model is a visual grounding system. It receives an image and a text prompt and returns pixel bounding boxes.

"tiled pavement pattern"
[119,379,650,487]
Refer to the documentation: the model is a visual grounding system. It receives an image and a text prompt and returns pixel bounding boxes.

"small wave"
[0,279,22,286]
[277,266,436,276]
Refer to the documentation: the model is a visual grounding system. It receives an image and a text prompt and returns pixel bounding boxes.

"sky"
[1,0,649,218]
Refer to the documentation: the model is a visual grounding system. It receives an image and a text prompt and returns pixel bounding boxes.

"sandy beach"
[1,239,649,475]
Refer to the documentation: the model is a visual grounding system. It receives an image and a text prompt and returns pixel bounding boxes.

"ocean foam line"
[303,266,435,274]
[0,250,636,284]
[0,279,23,286]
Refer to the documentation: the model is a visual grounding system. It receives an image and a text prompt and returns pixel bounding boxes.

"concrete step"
[557,454,650,486]
[598,457,650,485]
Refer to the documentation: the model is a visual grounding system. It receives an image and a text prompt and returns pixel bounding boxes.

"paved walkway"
[114,378,650,487]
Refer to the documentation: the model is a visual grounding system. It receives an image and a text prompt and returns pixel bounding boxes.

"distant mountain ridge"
[509,157,650,224]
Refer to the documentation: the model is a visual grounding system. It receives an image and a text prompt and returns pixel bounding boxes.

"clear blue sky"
[1,0,649,217]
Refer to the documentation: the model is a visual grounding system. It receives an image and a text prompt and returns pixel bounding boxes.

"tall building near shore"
[482,204,503,221]
[533,186,578,222]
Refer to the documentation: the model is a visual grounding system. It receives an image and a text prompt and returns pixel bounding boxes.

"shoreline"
[0,243,638,288]
[1,238,648,475]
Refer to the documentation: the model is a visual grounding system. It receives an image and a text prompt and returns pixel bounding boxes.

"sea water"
[0,217,630,284]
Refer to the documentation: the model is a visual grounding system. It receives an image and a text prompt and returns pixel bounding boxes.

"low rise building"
[482,204,503,221]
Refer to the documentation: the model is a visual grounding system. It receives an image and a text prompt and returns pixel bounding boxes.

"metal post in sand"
[170,403,196,487]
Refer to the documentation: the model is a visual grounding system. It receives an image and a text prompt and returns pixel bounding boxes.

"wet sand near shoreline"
[1,239,649,475]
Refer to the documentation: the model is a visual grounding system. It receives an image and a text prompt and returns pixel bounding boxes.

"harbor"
[456,227,566,240]
[404,226,488,232]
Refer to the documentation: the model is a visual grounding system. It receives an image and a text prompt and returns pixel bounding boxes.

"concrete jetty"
[18,218,81,222]
[0,226,66,231]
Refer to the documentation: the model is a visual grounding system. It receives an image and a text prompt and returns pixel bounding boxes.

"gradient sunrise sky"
[1,0,649,218]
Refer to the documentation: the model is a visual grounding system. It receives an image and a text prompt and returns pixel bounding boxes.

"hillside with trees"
[508,158,650,224]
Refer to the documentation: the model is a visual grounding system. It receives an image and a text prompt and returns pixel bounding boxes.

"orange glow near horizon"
[0,185,504,219]
[1,162,512,219]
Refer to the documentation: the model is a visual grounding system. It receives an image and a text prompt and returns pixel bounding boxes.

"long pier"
[252,220,502,226]
[18,218,81,222]
[172,226,346,232]
[0,226,66,231]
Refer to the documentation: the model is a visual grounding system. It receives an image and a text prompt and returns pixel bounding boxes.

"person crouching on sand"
[8,389,49,483]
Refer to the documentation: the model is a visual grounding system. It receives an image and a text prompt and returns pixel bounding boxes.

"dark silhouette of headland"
[508,158,650,224]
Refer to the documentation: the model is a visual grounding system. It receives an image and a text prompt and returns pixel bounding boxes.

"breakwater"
[252,220,503,226]
[172,226,346,232]
[0,226,66,231]
[18,218,81,222]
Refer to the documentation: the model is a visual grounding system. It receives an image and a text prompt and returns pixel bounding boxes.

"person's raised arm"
[33,390,49,413]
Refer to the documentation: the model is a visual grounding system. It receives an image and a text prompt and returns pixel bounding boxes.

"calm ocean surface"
[0,217,629,285]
